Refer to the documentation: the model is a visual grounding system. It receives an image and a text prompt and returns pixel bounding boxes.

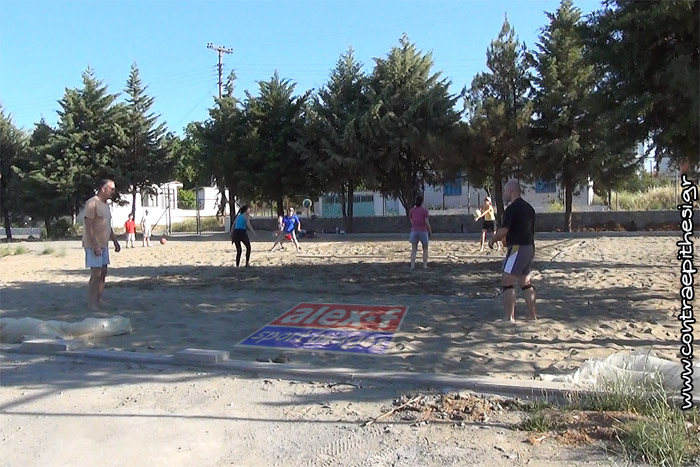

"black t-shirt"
[502,197,536,246]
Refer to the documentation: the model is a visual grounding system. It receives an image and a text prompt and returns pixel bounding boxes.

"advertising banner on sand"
[238,303,408,355]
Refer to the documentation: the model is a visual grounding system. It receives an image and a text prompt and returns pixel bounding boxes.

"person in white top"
[141,209,152,247]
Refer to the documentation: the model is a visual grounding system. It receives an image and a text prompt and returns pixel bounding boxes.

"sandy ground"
[0,232,681,379]
[0,353,615,467]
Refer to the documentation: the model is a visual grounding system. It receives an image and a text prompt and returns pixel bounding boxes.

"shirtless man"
[82,179,121,311]
[489,180,537,322]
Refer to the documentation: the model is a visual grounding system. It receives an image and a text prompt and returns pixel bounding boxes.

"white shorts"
[85,247,110,268]
[126,233,135,242]
[143,228,152,238]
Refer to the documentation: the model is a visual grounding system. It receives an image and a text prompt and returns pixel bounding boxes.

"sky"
[0,0,601,135]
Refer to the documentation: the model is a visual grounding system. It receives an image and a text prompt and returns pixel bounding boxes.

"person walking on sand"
[82,179,121,311]
[141,209,152,247]
[409,195,432,270]
[474,196,501,252]
[124,214,136,248]
[270,207,301,252]
[490,180,537,322]
[231,205,257,267]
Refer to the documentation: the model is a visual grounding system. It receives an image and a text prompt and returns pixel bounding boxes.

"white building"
[314,178,595,218]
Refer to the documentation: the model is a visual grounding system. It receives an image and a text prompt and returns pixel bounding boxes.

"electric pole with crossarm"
[207,43,233,99]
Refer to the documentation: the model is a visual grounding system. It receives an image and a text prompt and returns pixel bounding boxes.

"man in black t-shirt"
[489,180,537,322]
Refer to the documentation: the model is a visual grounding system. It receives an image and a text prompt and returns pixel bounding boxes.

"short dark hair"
[97,179,114,190]
[415,195,424,207]
[238,205,249,215]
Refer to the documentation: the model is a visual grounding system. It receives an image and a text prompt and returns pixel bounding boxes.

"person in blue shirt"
[270,207,301,252]
[231,205,257,267]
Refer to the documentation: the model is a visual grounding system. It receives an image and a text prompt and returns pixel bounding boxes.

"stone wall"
[250,210,692,233]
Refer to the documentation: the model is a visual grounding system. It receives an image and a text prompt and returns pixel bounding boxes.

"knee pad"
[521,284,534,291]
[502,285,514,291]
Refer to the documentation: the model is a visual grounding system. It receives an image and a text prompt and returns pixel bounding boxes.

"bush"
[171,217,223,232]
[178,189,197,210]
[47,218,72,239]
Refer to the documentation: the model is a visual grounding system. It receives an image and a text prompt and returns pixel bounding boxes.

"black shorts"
[503,244,535,276]
[482,220,496,232]
[232,229,250,243]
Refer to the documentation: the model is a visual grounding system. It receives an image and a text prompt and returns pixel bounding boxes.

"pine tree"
[586,0,699,167]
[244,72,317,215]
[532,0,599,232]
[48,67,123,222]
[364,35,461,214]
[0,108,27,239]
[301,47,370,232]
[118,63,176,218]
[464,17,533,223]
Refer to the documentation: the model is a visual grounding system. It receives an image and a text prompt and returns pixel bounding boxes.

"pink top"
[409,206,429,232]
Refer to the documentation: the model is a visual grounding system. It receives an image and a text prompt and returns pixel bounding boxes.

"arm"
[425,218,432,236]
[490,227,508,245]
[110,228,121,252]
[296,217,301,232]
[246,215,257,237]
[84,202,101,255]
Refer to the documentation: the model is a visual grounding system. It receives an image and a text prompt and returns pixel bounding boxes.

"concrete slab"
[15,339,83,353]
[174,348,230,364]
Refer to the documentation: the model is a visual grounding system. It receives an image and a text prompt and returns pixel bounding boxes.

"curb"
[1,340,583,401]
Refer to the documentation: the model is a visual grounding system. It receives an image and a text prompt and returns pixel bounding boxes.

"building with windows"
[314,178,595,217]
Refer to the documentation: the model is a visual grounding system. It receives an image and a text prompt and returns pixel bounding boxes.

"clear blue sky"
[0,0,601,135]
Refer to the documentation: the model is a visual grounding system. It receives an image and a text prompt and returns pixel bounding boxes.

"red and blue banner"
[238,303,408,354]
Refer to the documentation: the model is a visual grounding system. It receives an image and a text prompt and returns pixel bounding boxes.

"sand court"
[0,232,680,380]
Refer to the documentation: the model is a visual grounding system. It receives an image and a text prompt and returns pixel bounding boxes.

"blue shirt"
[283,215,299,232]
[234,214,247,230]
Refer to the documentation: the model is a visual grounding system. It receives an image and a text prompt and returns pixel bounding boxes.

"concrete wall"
[250,210,693,234]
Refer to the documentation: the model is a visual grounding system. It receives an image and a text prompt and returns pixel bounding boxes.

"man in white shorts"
[82,179,121,311]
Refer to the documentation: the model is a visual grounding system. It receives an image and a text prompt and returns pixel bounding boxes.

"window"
[535,180,557,193]
[444,178,462,196]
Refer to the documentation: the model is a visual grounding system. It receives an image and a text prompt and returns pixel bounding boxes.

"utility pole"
[207,43,233,99]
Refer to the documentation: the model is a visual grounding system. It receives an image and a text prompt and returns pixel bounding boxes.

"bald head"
[503,180,521,203]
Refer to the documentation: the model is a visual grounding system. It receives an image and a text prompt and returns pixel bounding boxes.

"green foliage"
[296,47,371,232]
[0,107,27,239]
[244,72,319,214]
[116,63,177,217]
[177,189,197,210]
[40,246,55,255]
[586,0,699,167]
[364,35,461,214]
[462,17,533,222]
[171,217,223,232]
[0,245,28,257]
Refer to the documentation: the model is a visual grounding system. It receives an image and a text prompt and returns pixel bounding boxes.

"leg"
[234,236,243,267]
[87,268,102,311]
[270,231,285,252]
[97,266,108,305]
[243,236,252,266]
[480,230,486,251]
[519,275,537,320]
[291,232,301,252]
[421,234,429,269]
[502,273,517,322]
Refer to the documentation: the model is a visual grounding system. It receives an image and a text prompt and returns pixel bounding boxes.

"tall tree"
[13,120,74,237]
[299,47,370,232]
[245,72,318,215]
[532,0,599,232]
[0,108,26,239]
[464,17,533,223]
[48,68,124,222]
[364,35,461,215]
[118,63,176,218]
[586,0,699,168]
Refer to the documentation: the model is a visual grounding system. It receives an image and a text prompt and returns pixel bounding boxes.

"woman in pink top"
[408,195,432,270]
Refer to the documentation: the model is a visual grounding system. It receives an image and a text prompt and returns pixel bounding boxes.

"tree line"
[1,0,697,238]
